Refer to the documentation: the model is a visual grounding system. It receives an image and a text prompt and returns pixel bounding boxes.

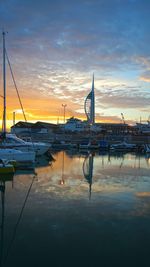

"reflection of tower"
[84,74,95,125]
[83,153,94,199]
[0,173,14,266]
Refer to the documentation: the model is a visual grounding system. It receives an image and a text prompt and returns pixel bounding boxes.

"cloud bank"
[0,0,150,124]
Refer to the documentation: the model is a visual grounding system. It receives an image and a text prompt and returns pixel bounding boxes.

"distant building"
[11,121,59,136]
[64,117,90,132]
[11,120,134,138]
[135,122,150,134]
[11,121,34,135]
[33,121,58,133]
[90,123,102,132]
[96,122,130,135]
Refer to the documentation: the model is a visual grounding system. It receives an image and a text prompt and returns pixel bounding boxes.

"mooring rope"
[4,174,36,265]
[5,49,27,122]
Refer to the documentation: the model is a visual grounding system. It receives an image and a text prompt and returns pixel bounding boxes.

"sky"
[0,0,150,128]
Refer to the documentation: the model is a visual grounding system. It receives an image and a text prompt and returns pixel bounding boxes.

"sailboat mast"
[2,31,6,134]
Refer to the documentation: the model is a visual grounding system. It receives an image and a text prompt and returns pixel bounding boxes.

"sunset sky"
[0,0,150,128]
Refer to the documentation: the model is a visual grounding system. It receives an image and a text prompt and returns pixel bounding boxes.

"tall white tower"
[84,74,95,124]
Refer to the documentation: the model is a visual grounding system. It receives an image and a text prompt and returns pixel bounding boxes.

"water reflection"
[0,173,14,267]
[0,151,150,267]
[32,151,150,200]
[59,151,65,185]
[83,153,94,199]
[0,171,38,267]
[29,151,149,206]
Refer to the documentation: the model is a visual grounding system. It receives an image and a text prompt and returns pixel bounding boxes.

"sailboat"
[110,141,137,151]
[0,31,35,164]
[0,32,51,156]
[0,133,50,156]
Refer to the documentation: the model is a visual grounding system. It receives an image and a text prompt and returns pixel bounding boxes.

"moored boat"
[0,133,50,156]
[0,31,50,158]
[88,140,99,149]
[144,144,150,153]
[0,159,15,174]
[110,141,137,151]
[51,140,71,150]
[79,141,89,150]
[0,148,35,165]
[99,140,109,150]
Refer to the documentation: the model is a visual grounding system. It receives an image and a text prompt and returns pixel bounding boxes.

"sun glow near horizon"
[1,0,150,127]
[1,70,149,129]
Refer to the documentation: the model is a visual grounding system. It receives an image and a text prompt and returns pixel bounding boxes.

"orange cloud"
[136,192,150,198]
[140,76,150,83]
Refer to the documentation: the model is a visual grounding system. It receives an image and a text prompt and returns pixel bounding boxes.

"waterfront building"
[11,121,34,135]
[84,74,95,125]
[135,121,150,134]
[90,123,102,132]
[11,120,133,136]
[11,121,59,141]
[96,122,129,135]
[64,117,90,132]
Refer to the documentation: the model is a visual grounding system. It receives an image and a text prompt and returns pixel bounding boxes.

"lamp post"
[62,104,67,123]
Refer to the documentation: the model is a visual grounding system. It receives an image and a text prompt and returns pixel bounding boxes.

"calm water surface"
[0,151,150,267]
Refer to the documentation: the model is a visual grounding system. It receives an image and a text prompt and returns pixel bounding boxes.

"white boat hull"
[0,149,35,164]
[110,141,136,151]
[79,144,89,149]
[0,134,50,156]
[0,144,50,156]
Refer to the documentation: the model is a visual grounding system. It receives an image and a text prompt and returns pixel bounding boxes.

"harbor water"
[0,150,150,267]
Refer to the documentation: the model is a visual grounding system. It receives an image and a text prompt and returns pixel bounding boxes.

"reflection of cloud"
[136,192,150,198]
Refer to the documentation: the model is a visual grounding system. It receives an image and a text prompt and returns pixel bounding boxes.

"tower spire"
[91,73,95,124]
[84,74,95,125]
